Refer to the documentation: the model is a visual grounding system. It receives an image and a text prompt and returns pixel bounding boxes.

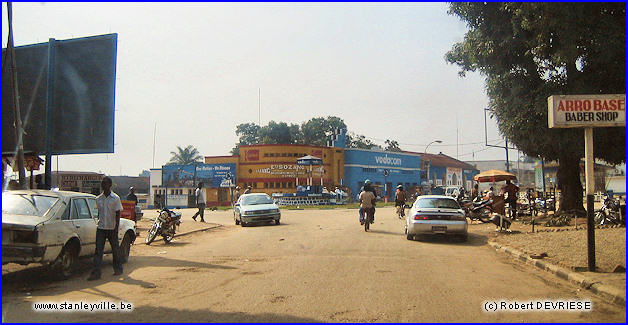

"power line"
[358,135,503,147]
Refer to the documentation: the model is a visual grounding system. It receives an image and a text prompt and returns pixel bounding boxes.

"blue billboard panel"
[2,34,118,155]
[162,163,236,188]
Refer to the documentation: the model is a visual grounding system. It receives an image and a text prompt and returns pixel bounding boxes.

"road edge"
[488,241,626,306]
[176,224,222,237]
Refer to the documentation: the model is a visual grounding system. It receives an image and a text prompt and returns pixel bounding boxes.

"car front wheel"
[120,233,133,264]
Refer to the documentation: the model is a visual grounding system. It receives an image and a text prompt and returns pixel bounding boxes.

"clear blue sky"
[3,2,514,176]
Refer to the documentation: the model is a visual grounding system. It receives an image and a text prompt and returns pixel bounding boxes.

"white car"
[234,193,281,226]
[2,190,137,278]
[405,195,468,241]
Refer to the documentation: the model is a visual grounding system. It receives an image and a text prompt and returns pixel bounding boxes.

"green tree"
[346,132,381,150]
[446,2,625,212]
[384,139,402,152]
[167,145,203,165]
[301,116,347,146]
[259,121,297,144]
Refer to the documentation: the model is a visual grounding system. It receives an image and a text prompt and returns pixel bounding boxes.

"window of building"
[269,153,275,157]
[275,182,280,188]
[287,153,293,157]
[264,153,269,157]
[253,183,258,188]
[270,182,275,188]
[281,182,286,188]
[264,182,268,188]
[281,153,287,157]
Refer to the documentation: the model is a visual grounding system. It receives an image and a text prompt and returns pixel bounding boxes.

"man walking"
[126,186,138,204]
[502,180,520,219]
[88,176,123,281]
[192,182,206,222]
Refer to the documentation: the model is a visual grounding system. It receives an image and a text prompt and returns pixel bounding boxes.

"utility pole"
[152,122,157,168]
[258,88,261,126]
[7,2,26,189]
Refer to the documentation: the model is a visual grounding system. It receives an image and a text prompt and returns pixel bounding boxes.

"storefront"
[420,153,479,191]
[205,144,345,198]
[343,149,422,201]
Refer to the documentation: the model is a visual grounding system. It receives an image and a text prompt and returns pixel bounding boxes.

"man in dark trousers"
[502,179,520,219]
[192,182,206,222]
[88,176,123,280]
[126,186,138,204]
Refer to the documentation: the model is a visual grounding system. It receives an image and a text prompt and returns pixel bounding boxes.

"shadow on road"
[2,254,237,297]
[3,304,323,323]
[367,229,403,236]
[413,233,488,247]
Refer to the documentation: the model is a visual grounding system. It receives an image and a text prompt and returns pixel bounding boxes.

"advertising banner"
[548,94,625,128]
[162,163,236,188]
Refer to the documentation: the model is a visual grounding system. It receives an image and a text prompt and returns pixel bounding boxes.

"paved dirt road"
[2,207,625,322]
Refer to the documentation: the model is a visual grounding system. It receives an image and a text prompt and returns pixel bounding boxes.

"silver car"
[234,193,281,226]
[405,195,468,241]
[2,190,137,278]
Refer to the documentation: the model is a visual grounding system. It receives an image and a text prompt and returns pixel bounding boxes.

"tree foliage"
[384,139,402,152]
[167,145,203,165]
[446,2,625,212]
[345,132,381,150]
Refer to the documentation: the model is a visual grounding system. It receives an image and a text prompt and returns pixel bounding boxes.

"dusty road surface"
[2,207,625,322]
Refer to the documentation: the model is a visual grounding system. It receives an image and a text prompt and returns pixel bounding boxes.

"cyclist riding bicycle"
[359,179,376,225]
[395,185,407,218]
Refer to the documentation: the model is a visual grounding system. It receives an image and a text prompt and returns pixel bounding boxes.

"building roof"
[413,152,478,170]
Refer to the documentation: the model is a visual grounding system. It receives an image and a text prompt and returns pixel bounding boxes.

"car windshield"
[2,193,59,217]
[241,195,274,206]
[415,198,460,209]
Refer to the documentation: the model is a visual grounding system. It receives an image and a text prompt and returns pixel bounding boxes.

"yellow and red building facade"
[205,144,345,201]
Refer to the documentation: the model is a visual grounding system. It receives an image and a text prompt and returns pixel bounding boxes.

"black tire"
[594,211,605,225]
[458,233,468,242]
[163,235,173,244]
[241,222,247,227]
[406,233,414,241]
[120,233,133,264]
[235,216,240,225]
[145,223,159,245]
[364,218,369,231]
[55,243,78,279]
[275,219,280,225]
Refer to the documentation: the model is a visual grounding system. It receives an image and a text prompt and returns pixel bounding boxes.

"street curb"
[176,224,222,238]
[488,241,626,306]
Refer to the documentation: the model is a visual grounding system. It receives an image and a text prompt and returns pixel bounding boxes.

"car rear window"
[1,193,59,217]
[241,195,273,205]
[415,198,460,209]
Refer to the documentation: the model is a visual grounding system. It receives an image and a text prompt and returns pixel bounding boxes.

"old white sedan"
[2,190,136,278]
[405,195,468,241]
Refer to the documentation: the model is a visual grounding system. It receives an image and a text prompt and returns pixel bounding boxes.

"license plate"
[432,226,447,231]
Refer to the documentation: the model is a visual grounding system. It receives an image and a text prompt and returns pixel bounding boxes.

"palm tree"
[167,145,203,165]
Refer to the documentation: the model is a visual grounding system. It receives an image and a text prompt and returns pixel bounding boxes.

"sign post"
[548,94,626,272]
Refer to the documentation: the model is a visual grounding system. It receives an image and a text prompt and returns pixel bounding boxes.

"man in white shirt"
[88,176,123,281]
[192,182,206,222]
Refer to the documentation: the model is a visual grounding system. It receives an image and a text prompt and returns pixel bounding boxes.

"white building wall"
[149,168,162,208]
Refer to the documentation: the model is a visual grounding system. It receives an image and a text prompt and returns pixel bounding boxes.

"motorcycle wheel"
[163,235,174,243]
[145,223,160,245]
[594,211,606,225]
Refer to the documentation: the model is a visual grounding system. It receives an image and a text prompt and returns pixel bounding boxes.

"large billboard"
[162,163,236,188]
[2,34,117,155]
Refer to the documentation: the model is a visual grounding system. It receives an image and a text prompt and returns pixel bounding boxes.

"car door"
[71,198,97,256]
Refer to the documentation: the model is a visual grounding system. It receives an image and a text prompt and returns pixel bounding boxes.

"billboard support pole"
[6,2,26,189]
[44,38,56,189]
[584,127,596,271]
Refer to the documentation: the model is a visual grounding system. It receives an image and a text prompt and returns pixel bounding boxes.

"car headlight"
[243,211,253,216]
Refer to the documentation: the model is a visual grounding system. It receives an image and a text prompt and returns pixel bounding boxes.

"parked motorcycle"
[459,197,493,223]
[145,208,182,245]
[595,194,624,226]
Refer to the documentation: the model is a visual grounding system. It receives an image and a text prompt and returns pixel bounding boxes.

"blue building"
[344,149,422,201]
[419,152,479,191]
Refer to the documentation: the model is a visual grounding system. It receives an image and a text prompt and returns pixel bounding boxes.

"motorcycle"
[459,197,493,223]
[534,197,555,213]
[145,208,182,245]
[595,194,623,226]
